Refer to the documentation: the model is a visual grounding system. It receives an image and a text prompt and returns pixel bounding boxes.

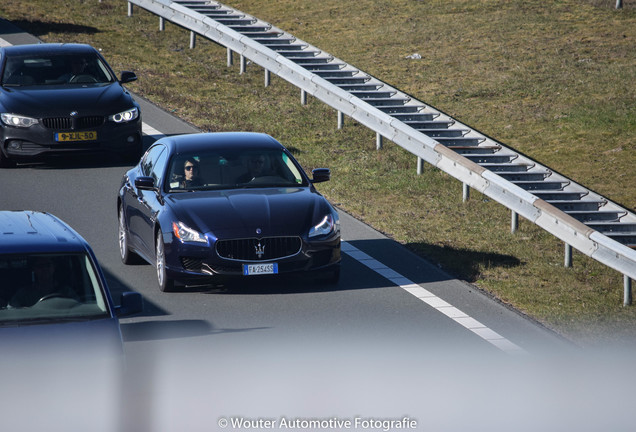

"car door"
[128,144,168,258]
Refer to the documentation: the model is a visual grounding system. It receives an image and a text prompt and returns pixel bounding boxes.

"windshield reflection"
[0,253,110,325]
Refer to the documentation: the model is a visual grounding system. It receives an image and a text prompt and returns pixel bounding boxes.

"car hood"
[167,187,331,238]
[0,315,124,354]
[0,83,135,116]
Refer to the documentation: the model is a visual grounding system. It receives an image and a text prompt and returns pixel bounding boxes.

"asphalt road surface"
[1,21,634,432]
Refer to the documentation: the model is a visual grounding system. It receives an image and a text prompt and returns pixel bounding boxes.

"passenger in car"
[179,157,203,189]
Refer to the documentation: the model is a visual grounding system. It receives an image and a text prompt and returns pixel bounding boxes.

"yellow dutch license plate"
[55,131,97,142]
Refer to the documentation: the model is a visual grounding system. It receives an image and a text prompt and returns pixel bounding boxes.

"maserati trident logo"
[254,242,266,259]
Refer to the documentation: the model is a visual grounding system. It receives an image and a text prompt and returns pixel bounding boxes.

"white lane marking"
[0,36,525,354]
[142,123,165,140]
[341,242,527,355]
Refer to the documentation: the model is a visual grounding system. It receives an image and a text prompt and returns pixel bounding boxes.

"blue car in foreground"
[0,210,143,431]
[0,210,142,343]
[118,132,341,291]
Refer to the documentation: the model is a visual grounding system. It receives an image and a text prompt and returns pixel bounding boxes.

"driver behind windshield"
[58,56,90,83]
[237,154,270,183]
[8,256,78,308]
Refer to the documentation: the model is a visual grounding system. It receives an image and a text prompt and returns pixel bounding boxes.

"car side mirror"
[116,291,143,317]
[120,71,138,84]
[135,176,155,191]
[311,168,331,183]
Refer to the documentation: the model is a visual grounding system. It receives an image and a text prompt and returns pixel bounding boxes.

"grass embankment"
[0,0,634,345]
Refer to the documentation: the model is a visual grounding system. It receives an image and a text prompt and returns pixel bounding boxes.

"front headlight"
[172,221,208,244]
[309,214,335,238]
[109,107,139,123]
[1,113,39,128]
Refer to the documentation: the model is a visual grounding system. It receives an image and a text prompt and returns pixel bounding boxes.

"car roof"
[0,43,98,57]
[156,132,285,155]
[0,211,91,254]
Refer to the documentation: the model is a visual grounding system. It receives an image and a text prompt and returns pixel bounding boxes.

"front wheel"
[118,206,139,264]
[156,230,175,292]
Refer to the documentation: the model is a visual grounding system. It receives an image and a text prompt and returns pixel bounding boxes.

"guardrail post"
[462,183,470,202]
[264,69,270,87]
[227,48,233,67]
[624,275,632,306]
[417,157,424,175]
[190,31,196,49]
[337,111,344,129]
[240,55,246,74]
[564,243,572,268]
[159,17,165,31]
[127,1,133,17]
[301,89,307,105]
[511,211,518,233]
[376,133,383,150]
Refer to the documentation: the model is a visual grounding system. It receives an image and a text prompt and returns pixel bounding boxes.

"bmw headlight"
[309,214,336,238]
[172,222,208,244]
[109,107,139,123]
[1,113,39,128]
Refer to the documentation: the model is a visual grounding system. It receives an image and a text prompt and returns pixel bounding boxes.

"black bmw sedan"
[117,132,341,291]
[0,43,142,167]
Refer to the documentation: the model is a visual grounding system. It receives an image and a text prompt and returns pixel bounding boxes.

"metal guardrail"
[126,0,635,304]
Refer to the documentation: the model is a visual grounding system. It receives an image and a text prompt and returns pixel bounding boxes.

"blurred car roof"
[0,210,90,254]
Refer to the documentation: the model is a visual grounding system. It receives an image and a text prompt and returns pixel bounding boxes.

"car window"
[141,144,166,177]
[150,147,169,186]
[166,148,307,192]
[1,52,115,87]
[0,253,110,325]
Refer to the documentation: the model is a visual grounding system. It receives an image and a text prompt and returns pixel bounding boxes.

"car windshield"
[0,253,110,325]
[1,52,115,87]
[166,148,308,192]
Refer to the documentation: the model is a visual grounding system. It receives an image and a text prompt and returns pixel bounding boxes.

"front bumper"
[1,117,142,160]
[164,235,341,284]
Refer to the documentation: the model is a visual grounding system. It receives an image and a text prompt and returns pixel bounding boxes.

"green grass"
[1,0,635,345]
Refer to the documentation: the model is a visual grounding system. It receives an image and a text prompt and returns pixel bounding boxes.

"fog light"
[127,135,136,143]
[7,141,21,150]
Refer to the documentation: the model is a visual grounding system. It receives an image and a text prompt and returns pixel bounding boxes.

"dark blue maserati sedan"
[0,43,142,167]
[117,132,341,291]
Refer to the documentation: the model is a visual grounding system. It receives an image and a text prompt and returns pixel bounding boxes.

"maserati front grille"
[216,236,302,261]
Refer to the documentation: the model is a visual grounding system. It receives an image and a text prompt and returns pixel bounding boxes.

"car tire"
[118,206,140,265]
[156,230,175,292]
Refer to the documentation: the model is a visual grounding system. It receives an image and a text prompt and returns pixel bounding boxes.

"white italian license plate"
[243,263,278,276]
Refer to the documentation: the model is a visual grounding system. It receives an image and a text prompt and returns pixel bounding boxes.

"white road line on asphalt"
[142,123,165,140]
[0,36,525,355]
[341,242,527,355]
